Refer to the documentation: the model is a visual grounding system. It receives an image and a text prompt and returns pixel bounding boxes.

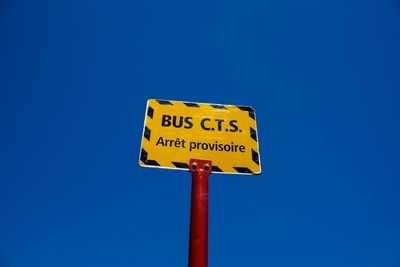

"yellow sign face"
[139,99,261,175]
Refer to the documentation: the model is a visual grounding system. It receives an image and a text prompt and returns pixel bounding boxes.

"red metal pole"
[188,159,212,267]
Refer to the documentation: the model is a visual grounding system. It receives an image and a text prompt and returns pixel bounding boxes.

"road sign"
[139,99,261,175]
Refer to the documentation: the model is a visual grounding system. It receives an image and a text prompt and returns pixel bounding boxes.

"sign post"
[188,159,212,267]
[138,99,261,267]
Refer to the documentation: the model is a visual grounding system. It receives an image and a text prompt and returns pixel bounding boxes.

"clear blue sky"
[1,0,400,266]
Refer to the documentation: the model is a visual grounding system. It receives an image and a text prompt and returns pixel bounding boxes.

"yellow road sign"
[139,99,261,175]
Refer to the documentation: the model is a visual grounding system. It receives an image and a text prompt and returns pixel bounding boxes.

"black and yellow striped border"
[139,99,261,175]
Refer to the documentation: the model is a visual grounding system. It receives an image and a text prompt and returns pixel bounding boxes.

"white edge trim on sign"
[138,98,262,175]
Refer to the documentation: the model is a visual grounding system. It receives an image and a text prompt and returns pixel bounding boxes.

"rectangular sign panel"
[139,99,261,175]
